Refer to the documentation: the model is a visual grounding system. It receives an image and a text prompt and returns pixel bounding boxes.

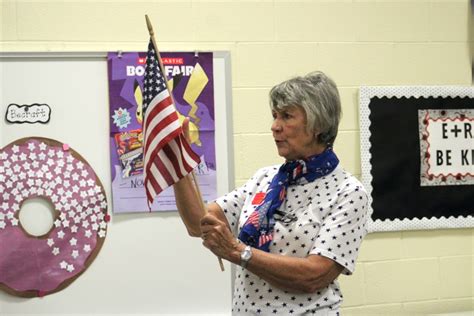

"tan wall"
[1,0,472,314]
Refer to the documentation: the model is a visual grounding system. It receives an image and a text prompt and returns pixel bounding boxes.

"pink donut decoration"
[0,137,108,297]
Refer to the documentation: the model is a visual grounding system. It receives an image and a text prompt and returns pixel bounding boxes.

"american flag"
[142,39,200,206]
[258,234,273,248]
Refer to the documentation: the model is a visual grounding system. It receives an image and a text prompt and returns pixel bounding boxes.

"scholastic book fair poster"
[107,52,217,213]
[359,86,474,232]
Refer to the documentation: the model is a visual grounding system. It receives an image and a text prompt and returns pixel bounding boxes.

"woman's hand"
[200,212,241,263]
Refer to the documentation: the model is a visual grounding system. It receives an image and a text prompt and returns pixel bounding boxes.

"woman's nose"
[271,119,282,132]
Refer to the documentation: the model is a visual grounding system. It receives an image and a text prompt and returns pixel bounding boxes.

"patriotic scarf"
[238,148,339,252]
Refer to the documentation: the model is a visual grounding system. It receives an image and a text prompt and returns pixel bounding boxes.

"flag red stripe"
[146,163,166,201]
[143,96,177,154]
[174,136,195,172]
[144,109,181,175]
[246,212,260,227]
[144,95,174,130]
[154,155,175,190]
[162,142,185,179]
[158,141,182,181]
[144,100,179,152]
[180,134,201,163]
[145,174,157,205]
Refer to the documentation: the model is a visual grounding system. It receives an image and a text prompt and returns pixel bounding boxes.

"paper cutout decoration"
[418,109,474,186]
[0,137,108,297]
[5,103,51,124]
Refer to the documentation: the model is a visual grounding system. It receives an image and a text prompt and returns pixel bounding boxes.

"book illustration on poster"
[114,129,144,178]
[359,86,474,232]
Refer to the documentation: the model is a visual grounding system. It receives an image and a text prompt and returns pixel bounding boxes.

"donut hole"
[18,197,58,238]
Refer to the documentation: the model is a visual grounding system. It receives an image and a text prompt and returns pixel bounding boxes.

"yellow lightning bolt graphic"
[169,74,202,146]
[183,62,208,126]
[134,80,143,125]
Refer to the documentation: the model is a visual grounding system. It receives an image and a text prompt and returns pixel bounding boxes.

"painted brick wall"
[1,0,472,314]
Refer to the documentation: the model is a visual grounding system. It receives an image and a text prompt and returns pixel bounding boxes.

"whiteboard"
[0,52,234,315]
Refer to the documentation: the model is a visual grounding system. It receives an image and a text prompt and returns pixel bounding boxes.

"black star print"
[216,165,368,314]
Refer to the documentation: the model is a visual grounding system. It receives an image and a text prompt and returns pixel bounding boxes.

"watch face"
[241,246,252,261]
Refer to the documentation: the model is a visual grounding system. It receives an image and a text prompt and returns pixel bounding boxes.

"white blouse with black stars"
[215,165,369,315]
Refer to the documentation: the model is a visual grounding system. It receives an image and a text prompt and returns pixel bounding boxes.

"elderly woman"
[174,71,368,315]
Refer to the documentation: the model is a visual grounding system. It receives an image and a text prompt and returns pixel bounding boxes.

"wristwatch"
[240,245,253,268]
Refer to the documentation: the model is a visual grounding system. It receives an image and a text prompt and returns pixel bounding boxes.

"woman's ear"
[313,130,321,141]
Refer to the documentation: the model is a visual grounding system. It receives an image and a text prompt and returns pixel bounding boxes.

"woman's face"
[271,106,324,161]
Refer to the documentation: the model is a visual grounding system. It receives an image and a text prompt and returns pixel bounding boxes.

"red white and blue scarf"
[238,148,339,251]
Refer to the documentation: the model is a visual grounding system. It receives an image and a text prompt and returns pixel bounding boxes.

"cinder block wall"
[1,0,472,314]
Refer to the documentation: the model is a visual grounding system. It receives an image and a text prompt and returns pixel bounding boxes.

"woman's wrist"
[229,239,246,264]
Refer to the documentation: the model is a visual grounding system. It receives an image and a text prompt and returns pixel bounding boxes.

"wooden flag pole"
[145,15,225,272]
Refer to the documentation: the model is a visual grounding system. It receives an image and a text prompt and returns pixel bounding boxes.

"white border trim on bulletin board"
[359,86,474,233]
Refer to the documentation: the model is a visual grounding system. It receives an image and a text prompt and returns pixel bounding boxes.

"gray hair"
[269,71,341,146]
